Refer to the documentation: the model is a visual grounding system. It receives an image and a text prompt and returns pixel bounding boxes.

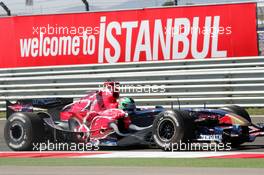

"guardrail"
[0,56,264,111]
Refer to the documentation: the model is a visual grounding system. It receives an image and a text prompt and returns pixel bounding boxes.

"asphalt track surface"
[1,167,264,175]
[0,117,264,152]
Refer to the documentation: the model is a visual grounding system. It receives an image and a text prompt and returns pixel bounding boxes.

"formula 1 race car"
[4,81,264,151]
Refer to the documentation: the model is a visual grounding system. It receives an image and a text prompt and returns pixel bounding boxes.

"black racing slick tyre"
[220,105,251,148]
[4,112,45,151]
[220,105,251,122]
[152,110,194,151]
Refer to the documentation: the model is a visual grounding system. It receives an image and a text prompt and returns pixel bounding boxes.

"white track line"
[251,115,264,118]
[78,151,243,158]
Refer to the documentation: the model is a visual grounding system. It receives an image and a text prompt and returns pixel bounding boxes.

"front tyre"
[220,105,251,148]
[220,105,251,122]
[4,112,45,151]
[152,110,194,151]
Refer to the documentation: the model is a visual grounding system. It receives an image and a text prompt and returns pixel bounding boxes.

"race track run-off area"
[1,151,264,159]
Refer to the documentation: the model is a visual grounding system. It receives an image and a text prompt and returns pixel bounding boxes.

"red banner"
[0,3,258,68]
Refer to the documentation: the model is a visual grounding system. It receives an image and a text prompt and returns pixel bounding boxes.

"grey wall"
[0,0,166,15]
[178,0,259,5]
[0,0,261,16]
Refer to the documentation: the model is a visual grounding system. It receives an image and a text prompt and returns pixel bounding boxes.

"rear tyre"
[4,112,45,151]
[152,110,194,151]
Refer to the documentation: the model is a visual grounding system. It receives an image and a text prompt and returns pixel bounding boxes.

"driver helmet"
[119,97,136,111]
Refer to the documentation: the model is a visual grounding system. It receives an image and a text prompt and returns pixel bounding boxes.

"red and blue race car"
[4,81,264,151]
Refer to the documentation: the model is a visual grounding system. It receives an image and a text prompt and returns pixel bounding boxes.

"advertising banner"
[0,3,258,68]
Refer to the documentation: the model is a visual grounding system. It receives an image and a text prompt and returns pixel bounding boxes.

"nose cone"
[226,113,251,126]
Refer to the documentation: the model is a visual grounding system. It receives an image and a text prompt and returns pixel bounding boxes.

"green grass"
[0,158,264,168]
[246,108,264,115]
[0,112,5,118]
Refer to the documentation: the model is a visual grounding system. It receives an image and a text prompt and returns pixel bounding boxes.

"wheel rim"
[10,124,23,141]
[157,119,176,142]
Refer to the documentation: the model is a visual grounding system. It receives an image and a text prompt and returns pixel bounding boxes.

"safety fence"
[0,56,264,111]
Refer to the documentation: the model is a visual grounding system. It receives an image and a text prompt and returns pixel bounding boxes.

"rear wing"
[6,98,73,120]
